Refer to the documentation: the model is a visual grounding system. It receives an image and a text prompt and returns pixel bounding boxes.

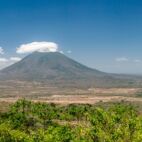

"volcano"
[0,52,141,88]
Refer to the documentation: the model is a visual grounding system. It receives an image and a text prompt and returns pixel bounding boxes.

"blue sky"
[0,0,142,74]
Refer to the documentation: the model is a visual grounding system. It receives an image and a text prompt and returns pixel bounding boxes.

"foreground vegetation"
[0,99,142,141]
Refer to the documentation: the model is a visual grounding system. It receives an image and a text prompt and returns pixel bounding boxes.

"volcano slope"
[0,52,142,89]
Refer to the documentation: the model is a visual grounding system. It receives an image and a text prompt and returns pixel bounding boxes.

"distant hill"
[0,52,142,88]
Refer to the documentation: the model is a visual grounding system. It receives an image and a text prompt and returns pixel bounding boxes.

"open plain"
[0,80,142,105]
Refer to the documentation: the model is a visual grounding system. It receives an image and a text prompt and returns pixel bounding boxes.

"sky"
[0,0,142,74]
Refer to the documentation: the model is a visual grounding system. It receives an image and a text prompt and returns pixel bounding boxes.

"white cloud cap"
[16,41,58,54]
[10,57,22,61]
[0,47,4,54]
[115,57,129,62]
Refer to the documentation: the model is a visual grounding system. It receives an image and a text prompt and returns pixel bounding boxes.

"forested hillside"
[0,99,142,141]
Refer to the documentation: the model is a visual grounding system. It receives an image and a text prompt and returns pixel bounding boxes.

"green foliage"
[0,99,142,141]
[0,123,32,142]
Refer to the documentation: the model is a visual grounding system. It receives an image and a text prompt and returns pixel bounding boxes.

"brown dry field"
[0,80,142,105]
[0,95,142,104]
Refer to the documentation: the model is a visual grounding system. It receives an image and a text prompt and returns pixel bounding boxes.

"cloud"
[67,50,72,54]
[0,58,8,69]
[16,41,58,54]
[116,57,142,64]
[0,57,21,62]
[0,47,4,54]
[115,57,129,62]
[134,59,141,63]
[0,57,22,69]
[10,57,22,61]
[0,58,8,62]
[59,51,64,54]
